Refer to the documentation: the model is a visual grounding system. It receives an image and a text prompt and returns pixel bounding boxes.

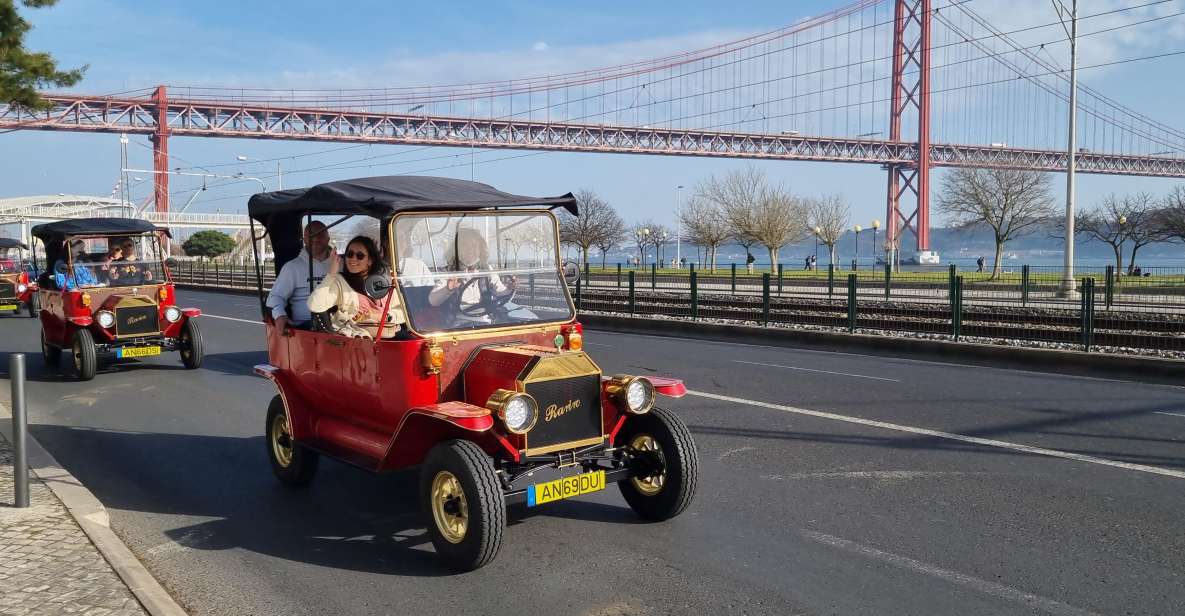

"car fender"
[378,402,498,471]
[253,364,314,440]
[181,308,202,318]
[646,376,686,398]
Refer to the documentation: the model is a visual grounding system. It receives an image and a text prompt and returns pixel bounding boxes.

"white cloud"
[532,41,549,52]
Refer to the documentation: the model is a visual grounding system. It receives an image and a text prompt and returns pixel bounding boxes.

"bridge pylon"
[152,85,170,216]
[885,0,932,265]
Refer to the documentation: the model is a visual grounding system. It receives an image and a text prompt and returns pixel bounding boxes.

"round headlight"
[96,310,115,329]
[164,306,182,323]
[16,283,27,293]
[607,375,655,414]
[487,389,538,435]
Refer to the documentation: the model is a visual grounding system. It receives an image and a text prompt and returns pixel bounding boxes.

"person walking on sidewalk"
[976,255,985,273]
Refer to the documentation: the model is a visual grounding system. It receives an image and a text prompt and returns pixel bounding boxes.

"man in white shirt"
[266,221,331,335]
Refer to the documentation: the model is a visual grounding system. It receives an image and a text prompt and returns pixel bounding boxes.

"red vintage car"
[0,238,38,317]
[31,218,205,380]
[249,176,698,571]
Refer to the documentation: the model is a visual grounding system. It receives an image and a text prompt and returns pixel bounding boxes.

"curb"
[0,404,189,616]
[578,313,1185,386]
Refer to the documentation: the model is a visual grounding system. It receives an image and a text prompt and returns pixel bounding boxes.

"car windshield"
[0,247,19,273]
[393,212,574,334]
[63,234,167,289]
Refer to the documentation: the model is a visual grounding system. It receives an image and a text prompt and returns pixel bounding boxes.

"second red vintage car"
[32,218,205,380]
[0,237,38,318]
[248,176,699,571]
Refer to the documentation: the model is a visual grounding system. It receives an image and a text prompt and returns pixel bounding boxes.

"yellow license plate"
[0,304,17,311]
[117,346,161,358]
[527,470,606,507]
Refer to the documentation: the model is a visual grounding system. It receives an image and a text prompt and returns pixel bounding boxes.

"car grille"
[115,305,160,336]
[524,374,603,452]
[0,281,16,301]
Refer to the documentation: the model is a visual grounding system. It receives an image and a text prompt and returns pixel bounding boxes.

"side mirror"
[363,273,393,300]
[561,259,580,286]
[54,261,67,275]
[165,258,178,269]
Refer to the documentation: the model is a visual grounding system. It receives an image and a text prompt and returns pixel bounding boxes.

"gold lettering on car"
[126,315,148,325]
[544,399,581,422]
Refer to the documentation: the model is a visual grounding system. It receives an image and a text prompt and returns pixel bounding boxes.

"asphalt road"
[2,288,1184,616]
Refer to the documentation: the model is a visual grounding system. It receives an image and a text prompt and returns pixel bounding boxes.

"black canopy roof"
[249,176,578,274]
[248,176,577,223]
[0,238,28,250]
[31,218,168,242]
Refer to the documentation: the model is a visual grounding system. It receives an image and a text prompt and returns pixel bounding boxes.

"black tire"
[70,329,97,381]
[617,407,699,521]
[266,395,318,487]
[420,440,505,571]
[179,318,204,369]
[26,294,38,318]
[41,330,60,366]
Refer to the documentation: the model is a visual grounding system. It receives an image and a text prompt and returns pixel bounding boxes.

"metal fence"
[170,261,1185,353]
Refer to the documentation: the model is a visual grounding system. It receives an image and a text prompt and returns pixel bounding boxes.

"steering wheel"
[455,275,517,319]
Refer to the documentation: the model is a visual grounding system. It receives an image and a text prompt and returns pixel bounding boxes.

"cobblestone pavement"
[0,434,146,616]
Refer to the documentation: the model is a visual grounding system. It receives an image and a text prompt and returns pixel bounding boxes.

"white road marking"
[584,341,613,347]
[800,530,1101,616]
[764,470,978,481]
[734,359,900,382]
[687,389,1185,480]
[202,313,262,325]
[716,445,756,461]
[1154,411,1185,419]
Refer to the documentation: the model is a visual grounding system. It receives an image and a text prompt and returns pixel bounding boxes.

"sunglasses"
[344,250,369,260]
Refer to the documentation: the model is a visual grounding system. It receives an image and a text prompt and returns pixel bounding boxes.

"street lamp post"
[813,225,821,271]
[1058,0,1080,299]
[853,225,862,270]
[674,185,684,268]
[872,219,881,267]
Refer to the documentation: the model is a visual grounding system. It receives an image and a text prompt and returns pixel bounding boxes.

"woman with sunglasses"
[307,235,407,338]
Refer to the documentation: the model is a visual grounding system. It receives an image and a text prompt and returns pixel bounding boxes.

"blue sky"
[4,0,1185,240]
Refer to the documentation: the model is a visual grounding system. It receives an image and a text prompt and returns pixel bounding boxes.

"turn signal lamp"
[80,292,92,307]
[561,323,584,351]
[421,342,445,375]
[604,375,655,415]
[158,286,168,301]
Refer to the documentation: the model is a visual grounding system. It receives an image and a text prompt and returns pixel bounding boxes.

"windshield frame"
[63,231,171,289]
[388,209,576,338]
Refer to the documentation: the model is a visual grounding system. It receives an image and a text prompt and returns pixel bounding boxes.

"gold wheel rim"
[430,471,468,544]
[629,434,666,496]
[270,413,294,468]
[72,339,83,371]
[179,326,190,360]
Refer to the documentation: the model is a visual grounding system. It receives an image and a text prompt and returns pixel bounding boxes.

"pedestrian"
[804,255,811,270]
[745,252,755,274]
[976,255,985,272]
[810,254,817,271]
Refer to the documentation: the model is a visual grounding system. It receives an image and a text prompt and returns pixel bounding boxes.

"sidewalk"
[0,431,147,616]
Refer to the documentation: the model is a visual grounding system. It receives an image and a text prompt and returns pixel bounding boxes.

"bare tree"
[558,190,625,266]
[1077,194,1130,275]
[1119,192,1168,274]
[648,224,673,267]
[1159,186,1185,251]
[679,196,731,271]
[594,214,626,269]
[630,220,656,267]
[697,167,766,265]
[936,168,1056,280]
[806,194,850,268]
[747,184,808,269]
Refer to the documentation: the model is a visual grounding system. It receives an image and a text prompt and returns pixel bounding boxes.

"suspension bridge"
[2,0,1184,253]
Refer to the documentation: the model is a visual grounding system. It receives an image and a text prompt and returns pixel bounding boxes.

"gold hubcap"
[629,434,666,496]
[72,339,83,371]
[270,413,294,468]
[430,471,468,544]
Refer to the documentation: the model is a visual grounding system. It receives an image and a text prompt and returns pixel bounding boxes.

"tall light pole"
[1057,0,1080,298]
[853,224,862,270]
[813,225,821,270]
[674,185,684,268]
[872,219,881,266]
[238,155,281,190]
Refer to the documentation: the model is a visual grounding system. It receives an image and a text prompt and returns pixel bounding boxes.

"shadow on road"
[26,423,644,577]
